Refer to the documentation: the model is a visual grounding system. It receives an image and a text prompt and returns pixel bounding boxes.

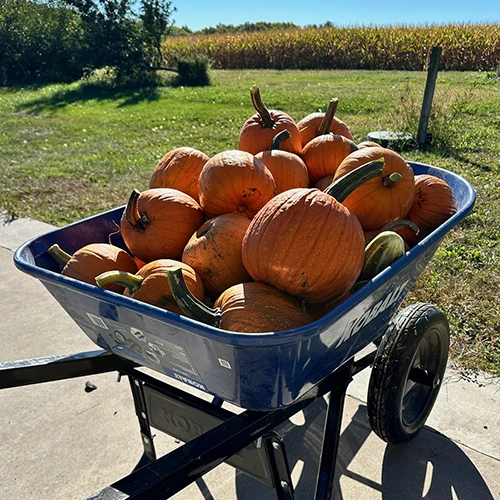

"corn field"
[162,23,500,71]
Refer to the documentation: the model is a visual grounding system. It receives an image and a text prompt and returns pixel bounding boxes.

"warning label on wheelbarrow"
[85,313,201,381]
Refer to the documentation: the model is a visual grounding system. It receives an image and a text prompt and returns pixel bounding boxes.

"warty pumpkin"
[238,86,302,156]
[96,259,204,315]
[167,267,312,333]
[242,160,384,303]
[48,243,138,293]
[297,98,354,147]
[149,146,210,203]
[255,129,310,193]
[182,214,252,297]
[333,146,415,231]
[120,188,205,263]
[198,150,276,219]
[398,174,457,246]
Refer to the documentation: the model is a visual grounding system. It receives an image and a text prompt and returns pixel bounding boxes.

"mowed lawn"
[1,69,499,375]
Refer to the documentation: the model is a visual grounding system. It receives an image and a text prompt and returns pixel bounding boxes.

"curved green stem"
[270,129,291,150]
[323,159,385,203]
[250,85,274,129]
[316,98,338,136]
[47,244,72,266]
[95,270,144,294]
[379,219,420,235]
[125,189,150,232]
[382,172,402,188]
[167,267,222,327]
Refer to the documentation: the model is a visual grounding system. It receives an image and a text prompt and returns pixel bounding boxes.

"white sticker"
[218,358,232,369]
[87,313,108,329]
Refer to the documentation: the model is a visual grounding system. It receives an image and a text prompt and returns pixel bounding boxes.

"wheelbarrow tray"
[13,162,475,410]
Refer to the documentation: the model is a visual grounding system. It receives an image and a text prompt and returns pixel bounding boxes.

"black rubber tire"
[367,303,450,444]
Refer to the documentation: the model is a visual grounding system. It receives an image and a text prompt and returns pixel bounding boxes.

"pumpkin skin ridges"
[120,188,205,263]
[198,150,277,220]
[149,147,210,203]
[182,214,252,297]
[214,282,313,333]
[242,188,365,304]
[333,147,415,231]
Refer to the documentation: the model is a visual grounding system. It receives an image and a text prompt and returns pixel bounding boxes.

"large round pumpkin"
[333,147,415,230]
[398,174,457,246]
[182,214,252,297]
[238,86,302,156]
[120,188,205,263]
[48,243,137,293]
[198,150,276,219]
[149,147,210,202]
[96,259,205,315]
[255,130,310,193]
[297,98,354,147]
[242,161,383,303]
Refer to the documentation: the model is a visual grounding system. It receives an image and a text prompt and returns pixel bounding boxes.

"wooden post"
[417,46,442,148]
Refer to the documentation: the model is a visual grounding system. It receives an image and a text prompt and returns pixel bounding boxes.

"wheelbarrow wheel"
[367,302,450,444]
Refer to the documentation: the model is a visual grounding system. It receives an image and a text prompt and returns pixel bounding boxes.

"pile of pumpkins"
[48,86,458,334]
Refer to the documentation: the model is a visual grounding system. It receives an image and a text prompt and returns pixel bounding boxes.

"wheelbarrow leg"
[314,370,351,500]
[263,431,295,500]
[128,375,157,470]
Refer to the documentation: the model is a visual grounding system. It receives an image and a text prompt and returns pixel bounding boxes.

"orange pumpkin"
[398,174,457,246]
[47,243,137,293]
[120,188,205,263]
[358,141,382,149]
[255,129,310,193]
[301,133,358,183]
[238,86,302,156]
[333,147,415,230]
[149,147,210,203]
[167,267,312,333]
[198,150,276,219]
[297,98,354,147]
[314,175,334,191]
[96,260,205,314]
[182,214,252,297]
[242,160,384,303]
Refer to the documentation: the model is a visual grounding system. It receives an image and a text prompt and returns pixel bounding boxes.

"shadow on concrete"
[16,83,162,114]
[228,399,494,500]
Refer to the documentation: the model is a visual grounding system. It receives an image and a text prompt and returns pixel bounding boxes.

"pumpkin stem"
[47,244,72,266]
[324,159,385,203]
[125,189,150,232]
[167,267,222,327]
[95,270,144,295]
[316,98,338,136]
[270,129,291,150]
[250,85,274,129]
[382,172,403,188]
[379,219,420,235]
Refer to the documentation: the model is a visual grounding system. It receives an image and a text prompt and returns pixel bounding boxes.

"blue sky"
[172,0,499,31]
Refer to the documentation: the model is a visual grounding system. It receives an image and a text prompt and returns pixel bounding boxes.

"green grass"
[1,69,499,375]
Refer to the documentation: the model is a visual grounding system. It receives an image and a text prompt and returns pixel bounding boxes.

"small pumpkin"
[358,141,382,149]
[255,129,310,193]
[96,259,204,315]
[242,160,384,303]
[47,243,137,293]
[149,147,210,202]
[120,188,205,263]
[198,150,276,219]
[297,98,354,147]
[182,214,252,297]
[398,174,457,246]
[364,219,420,245]
[238,85,302,156]
[333,147,415,231]
[167,267,312,333]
